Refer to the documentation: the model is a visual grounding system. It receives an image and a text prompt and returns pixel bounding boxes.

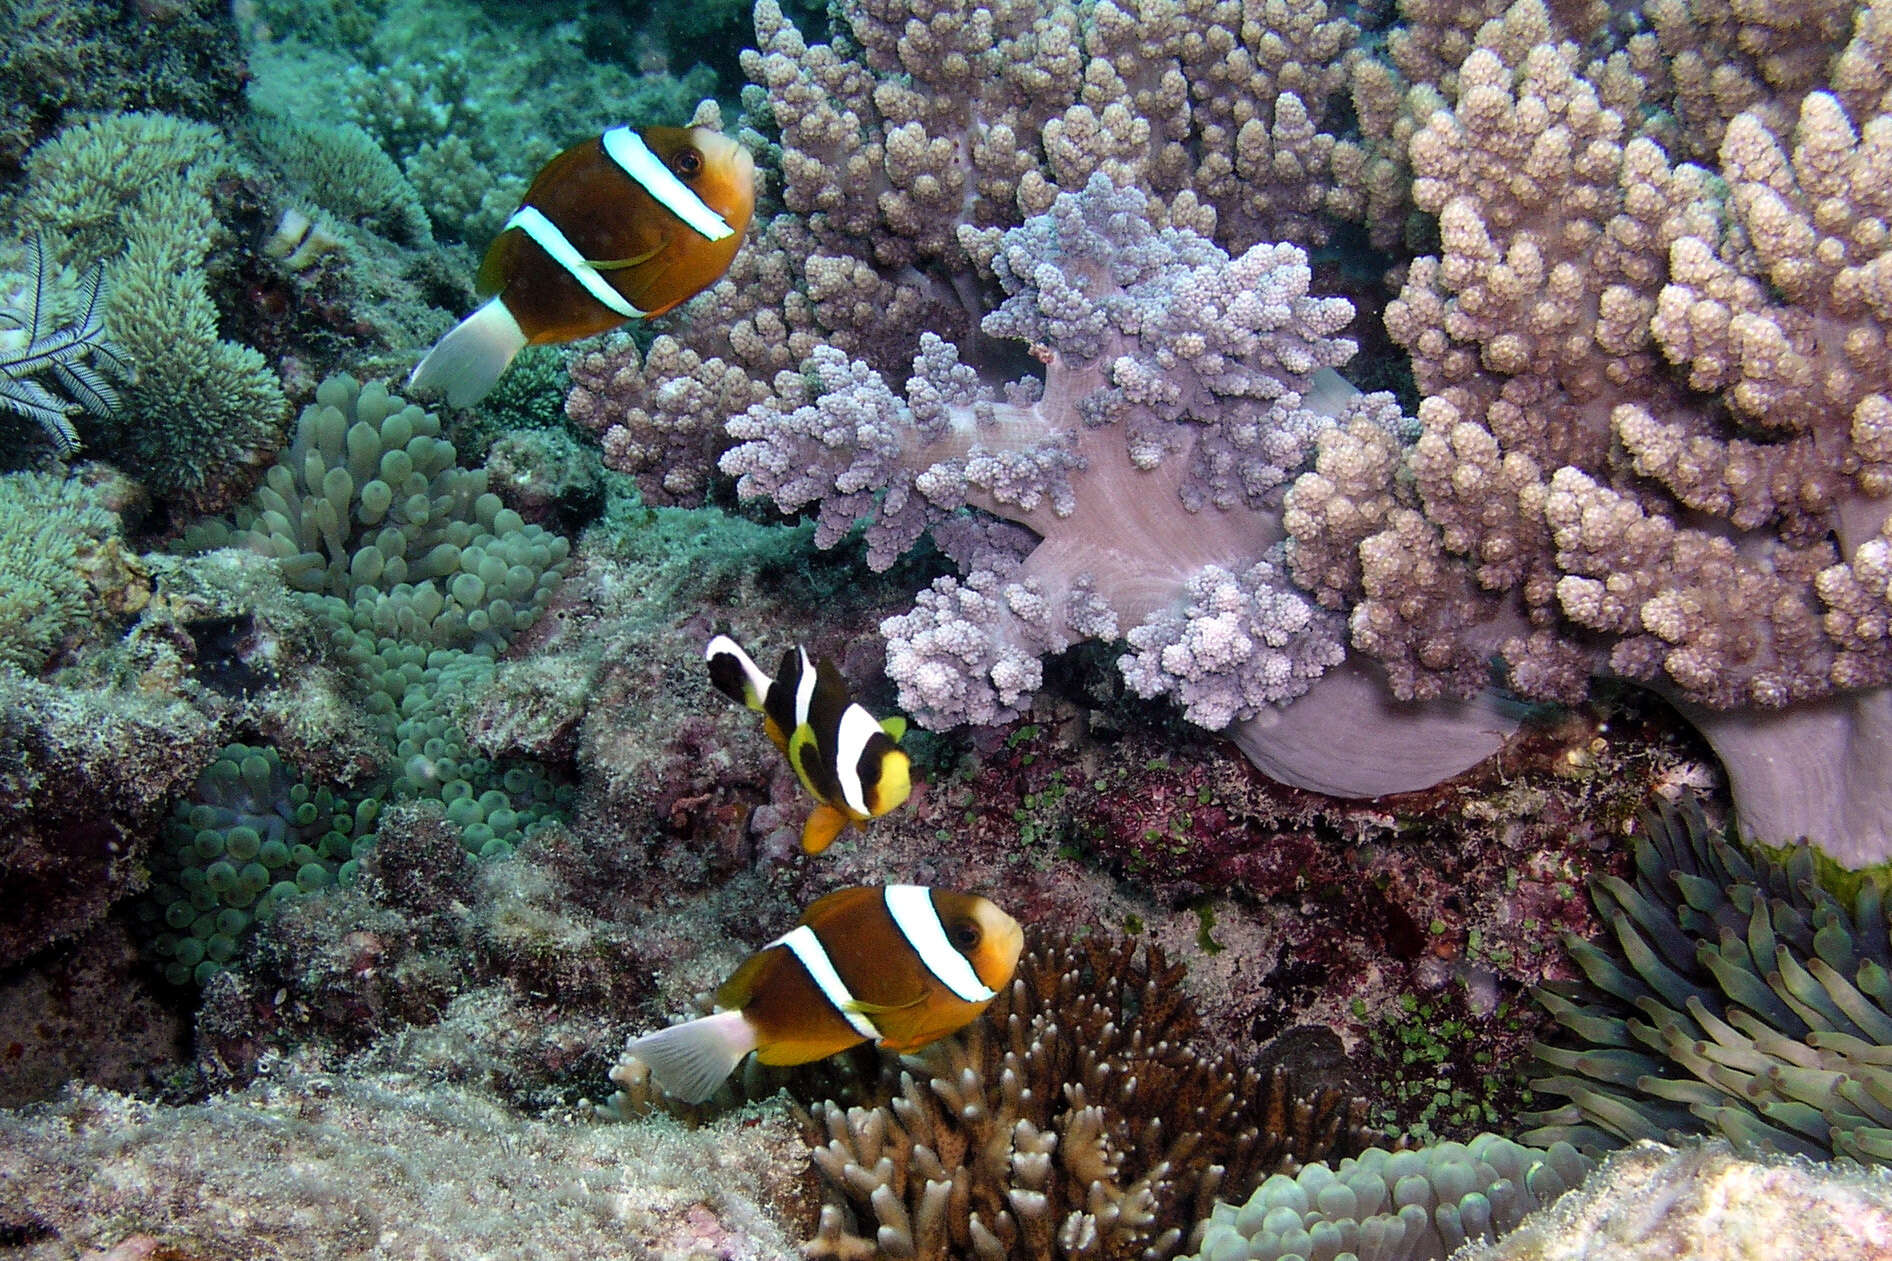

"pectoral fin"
[879,716,907,742]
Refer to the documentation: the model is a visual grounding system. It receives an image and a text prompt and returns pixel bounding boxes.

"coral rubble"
[1456,1140,1892,1261]
[0,1072,815,1260]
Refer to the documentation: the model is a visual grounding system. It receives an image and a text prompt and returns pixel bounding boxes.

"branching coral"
[1279,0,1892,863]
[565,0,1892,861]
[1522,801,1892,1163]
[570,0,1377,502]
[557,0,1529,806]
[795,932,1383,1259]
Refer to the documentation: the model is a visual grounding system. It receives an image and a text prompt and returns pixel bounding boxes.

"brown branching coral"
[798,932,1384,1259]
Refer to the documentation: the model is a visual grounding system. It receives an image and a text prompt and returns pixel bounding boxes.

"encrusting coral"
[0,469,123,673]
[1454,1139,1892,1261]
[1521,801,1892,1164]
[782,932,1384,1259]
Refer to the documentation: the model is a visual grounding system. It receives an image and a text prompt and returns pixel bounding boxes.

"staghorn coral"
[1187,1132,1593,1261]
[1521,801,1892,1163]
[793,931,1383,1259]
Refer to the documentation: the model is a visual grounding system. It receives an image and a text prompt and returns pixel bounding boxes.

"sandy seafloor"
[4,1,1892,1258]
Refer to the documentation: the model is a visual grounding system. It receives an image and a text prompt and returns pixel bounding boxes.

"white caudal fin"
[623,1009,757,1104]
[406,297,527,408]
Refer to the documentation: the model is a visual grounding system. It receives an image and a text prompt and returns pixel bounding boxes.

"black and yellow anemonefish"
[407,124,755,407]
[706,634,914,854]
[625,884,1024,1102]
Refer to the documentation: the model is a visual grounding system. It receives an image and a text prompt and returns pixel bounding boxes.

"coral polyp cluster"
[1187,1132,1593,1261]
[142,742,378,986]
[1523,803,1892,1163]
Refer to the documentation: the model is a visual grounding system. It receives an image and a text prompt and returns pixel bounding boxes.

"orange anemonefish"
[407,124,756,407]
[706,634,915,854]
[625,884,1024,1102]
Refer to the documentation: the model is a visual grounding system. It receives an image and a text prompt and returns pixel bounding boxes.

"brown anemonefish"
[706,634,915,854]
[625,884,1024,1102]
[407,124,755,407]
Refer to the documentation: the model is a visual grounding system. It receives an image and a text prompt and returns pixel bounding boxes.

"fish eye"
[672,149,703,178]
[948,919,981,951]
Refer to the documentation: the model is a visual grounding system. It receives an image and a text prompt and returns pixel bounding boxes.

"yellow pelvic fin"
[879,715,908,742]
[800,803,850,854]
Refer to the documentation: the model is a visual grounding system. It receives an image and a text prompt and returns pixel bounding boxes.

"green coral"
[247,0,390,50]
[0,471,119,673]
[154,375,575,983]
[256,115,432,245]
[180,373,572,846]
[1188,1134,1594,1261]
[1521,803,1892,1163]
[245,0,722,246]
[144,742,379,987]
[0,1,247,173]
[18,110,225,261]
[18,111,286,511]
